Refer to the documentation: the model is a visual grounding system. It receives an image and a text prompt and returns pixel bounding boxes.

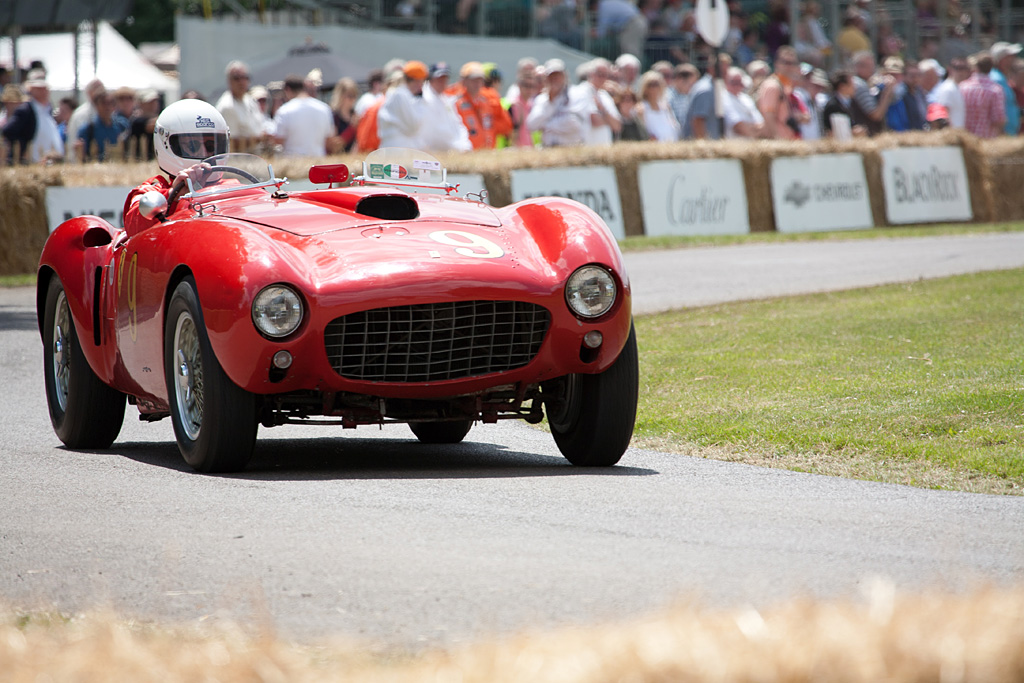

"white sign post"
[638,159,749,236]
[770,154,873,233]
[510,167,625,239]
[881,146,972,224]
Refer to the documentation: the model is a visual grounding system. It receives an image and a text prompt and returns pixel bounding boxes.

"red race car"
[37,148,637,472]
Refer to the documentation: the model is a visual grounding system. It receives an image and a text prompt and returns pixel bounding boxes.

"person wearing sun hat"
[378,60,429,148]
[0,83,26,129]
[1,68,63,163]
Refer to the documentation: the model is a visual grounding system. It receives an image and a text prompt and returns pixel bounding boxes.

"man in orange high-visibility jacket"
[452,61,512,150]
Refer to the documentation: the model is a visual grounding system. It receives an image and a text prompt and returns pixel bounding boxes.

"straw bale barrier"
[1,131,1017,276]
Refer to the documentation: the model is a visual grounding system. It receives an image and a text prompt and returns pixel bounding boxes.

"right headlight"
[252,284,303,338]
[565,265,617,319]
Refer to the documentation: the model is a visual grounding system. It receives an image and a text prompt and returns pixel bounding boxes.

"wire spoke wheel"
[164,276,257,473]
[51,290,72,413]
[42,275,125,448]
[172,311,204,441]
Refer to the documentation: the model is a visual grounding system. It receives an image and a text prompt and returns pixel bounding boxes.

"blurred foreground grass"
[4,582,1023,682]
[634,268,1024,494]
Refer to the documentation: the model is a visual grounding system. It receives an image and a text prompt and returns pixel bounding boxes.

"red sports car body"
[37,149,638,472]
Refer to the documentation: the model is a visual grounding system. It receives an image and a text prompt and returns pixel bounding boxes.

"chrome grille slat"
[325,301,551,382]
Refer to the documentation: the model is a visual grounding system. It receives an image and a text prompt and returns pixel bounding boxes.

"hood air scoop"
[355,194,419,220]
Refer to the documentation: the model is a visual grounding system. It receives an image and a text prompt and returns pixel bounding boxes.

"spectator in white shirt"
[636,70,680,141]
[215,60,268,152]
[355,69,385,119]
[919,58,967,129]
[378,60,429,149]
[722,66,765,138]
[573,58,622,146]
[527,58,589,147]
[65,78,104,163]
[419,62,472,152]
[272,75,336,156]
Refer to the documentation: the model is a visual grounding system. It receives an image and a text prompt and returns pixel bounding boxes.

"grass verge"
[634,268,1024,494]
[4,583,1023,682]
[0,273,34,287]
[618,221,1024,252]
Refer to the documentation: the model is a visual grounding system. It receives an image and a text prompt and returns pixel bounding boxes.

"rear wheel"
[409,420,473,444]
[42,276,126,448]
[165,276,257,473]
[544,323,639,466]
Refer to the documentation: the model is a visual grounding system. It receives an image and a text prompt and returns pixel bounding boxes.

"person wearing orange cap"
[452,61,512,150]
[378,60,429,148]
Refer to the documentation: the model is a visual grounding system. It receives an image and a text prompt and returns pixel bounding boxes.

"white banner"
[45,186,135,233]
[771,153,872,233]
[510,166,625,240]
[637,159,749,236]
[881,146,972,224]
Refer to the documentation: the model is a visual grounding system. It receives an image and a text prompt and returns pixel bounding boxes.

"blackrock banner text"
[881,146,972,224]
[770,153,872,233]
[637,159,750,236]
[45,187,136,232]
[510,167,625,239]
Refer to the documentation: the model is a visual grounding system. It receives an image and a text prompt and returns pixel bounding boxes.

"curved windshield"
[359,147,448,188]
[183,153,279,198]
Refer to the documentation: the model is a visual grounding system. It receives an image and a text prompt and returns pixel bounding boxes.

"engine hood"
[208,187,501,236]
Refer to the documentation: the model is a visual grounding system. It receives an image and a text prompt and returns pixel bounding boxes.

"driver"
[123,99,230,235]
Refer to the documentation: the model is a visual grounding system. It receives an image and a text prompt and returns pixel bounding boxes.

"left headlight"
[565,265,617,319]
[252,285,303,338]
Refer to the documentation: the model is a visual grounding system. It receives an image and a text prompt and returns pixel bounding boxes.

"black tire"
[544,323,639,466]
[409,420,473,444]
[42,276,126,448]
[164,276,257,473]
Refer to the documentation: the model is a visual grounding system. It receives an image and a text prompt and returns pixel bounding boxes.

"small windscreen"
[170,133,229,160]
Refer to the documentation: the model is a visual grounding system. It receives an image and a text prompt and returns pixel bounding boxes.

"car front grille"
[325,301,551,382]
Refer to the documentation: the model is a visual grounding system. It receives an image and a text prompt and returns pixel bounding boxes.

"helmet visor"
[169,132,229,161]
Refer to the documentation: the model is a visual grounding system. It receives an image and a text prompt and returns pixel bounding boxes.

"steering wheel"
[164,165,263,213]
[204,165,261,184]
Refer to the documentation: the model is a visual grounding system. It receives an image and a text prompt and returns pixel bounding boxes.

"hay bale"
[979,136,1024,222]
[0,167,61,276]
[0,136,1009,276]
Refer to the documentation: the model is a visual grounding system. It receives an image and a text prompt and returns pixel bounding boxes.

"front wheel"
[543,323,639,466]
[409,420,473,444]
[164,276,257,473]
[42,276,126,448]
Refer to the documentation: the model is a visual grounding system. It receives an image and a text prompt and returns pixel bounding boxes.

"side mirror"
[138,190,169,220]
[309,163,350,188]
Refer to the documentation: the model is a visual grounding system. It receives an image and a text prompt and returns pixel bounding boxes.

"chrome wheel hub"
[51,291,71,412]
[172,311,203,441]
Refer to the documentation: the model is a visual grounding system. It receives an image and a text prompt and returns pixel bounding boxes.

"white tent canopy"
[0,21,179,99]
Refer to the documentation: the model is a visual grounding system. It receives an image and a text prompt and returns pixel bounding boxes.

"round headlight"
[565,265,617,319]
[252,285,303,338]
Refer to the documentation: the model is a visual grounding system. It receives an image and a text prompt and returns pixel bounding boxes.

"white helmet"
[153,99,230,176]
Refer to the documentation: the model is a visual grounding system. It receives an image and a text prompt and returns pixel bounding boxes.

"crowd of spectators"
[4,3,1024,166]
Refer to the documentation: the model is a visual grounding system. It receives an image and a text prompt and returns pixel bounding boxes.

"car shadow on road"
[0,305,39,332]
[103,437,658,480]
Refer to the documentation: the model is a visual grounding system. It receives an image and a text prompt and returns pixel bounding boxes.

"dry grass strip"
[3,582,1023,682]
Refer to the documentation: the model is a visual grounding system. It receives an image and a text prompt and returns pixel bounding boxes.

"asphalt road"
[2,233,1023,649]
